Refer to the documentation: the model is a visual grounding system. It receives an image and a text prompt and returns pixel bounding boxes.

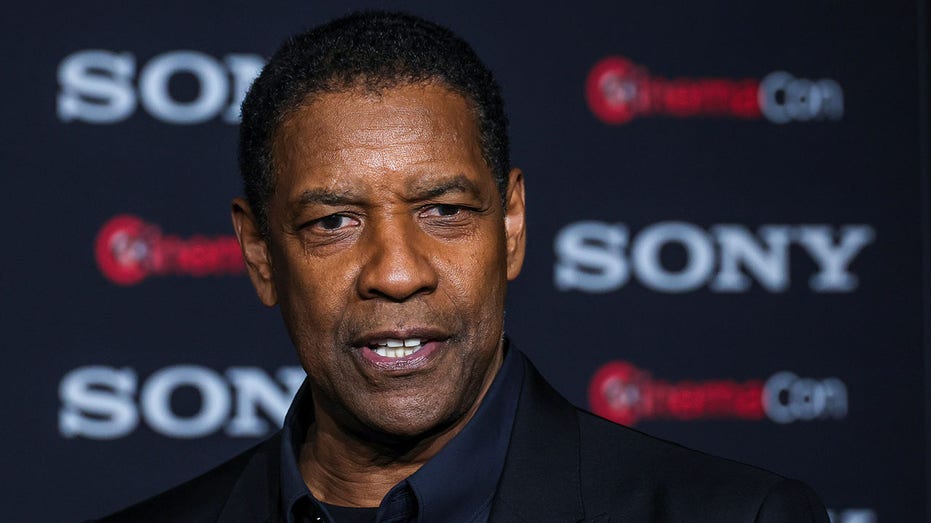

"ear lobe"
[231,197,278,306]
[503,168,527,281]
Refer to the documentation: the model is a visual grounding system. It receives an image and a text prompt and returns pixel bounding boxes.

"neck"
[298,422,442,507]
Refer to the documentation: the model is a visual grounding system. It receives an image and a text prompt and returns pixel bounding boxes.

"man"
[98,11,829,523]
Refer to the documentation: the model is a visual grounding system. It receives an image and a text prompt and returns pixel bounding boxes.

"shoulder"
[90,435,279,523]
[576,409,778,486]
[574,410,829,522]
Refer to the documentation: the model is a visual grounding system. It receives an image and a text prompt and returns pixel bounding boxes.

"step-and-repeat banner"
[4,1,927,521]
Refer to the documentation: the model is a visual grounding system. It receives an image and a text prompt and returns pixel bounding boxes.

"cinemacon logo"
[589,361,848,426]
[57,50,264,124]
[586,56,843,125]
[95,214,243,285]
[60,365,304,439]
[555,221,874,293]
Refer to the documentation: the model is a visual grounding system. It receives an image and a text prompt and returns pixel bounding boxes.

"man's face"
[234,82,526,440]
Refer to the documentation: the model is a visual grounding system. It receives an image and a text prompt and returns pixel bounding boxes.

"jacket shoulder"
[575,410,829,522]
[91,436,279,523]
[576,409,781,486]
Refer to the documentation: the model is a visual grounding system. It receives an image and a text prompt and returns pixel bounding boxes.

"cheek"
[471,231,509,294]
[441,238,508,322]
[277,259,355,350]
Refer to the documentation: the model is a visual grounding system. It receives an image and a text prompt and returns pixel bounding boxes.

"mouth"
[368,338,428,358]
[354,330,449,370]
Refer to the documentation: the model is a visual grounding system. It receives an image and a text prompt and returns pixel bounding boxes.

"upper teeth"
[373,338,424,358]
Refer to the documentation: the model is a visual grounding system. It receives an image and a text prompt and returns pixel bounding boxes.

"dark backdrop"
[2,1,927,521]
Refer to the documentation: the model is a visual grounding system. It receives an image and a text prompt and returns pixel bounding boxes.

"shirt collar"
[279,340,525,523]
[279,370,316,521]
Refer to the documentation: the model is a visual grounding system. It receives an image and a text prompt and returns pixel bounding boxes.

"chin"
[358,401,464,443]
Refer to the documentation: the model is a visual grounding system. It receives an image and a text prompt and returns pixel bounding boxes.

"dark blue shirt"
[279,344,525,523]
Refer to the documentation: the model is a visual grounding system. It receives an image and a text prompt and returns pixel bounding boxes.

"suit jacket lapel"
[489,355,588,522]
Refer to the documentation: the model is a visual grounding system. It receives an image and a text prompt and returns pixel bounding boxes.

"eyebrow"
[405,174,481,201]
[291,188,363,212]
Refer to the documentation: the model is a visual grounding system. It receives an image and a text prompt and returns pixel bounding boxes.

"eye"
[312,213,356,231]
[424,204,463,217]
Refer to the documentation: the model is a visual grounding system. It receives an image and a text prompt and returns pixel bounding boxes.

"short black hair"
[239,10,511,236]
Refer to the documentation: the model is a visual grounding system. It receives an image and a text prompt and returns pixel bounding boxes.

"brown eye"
[423,204,463,218]
[434,205,461,216]
[316,214,353,230]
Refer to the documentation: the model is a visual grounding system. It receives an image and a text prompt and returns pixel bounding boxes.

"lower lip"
[359,340,441,371]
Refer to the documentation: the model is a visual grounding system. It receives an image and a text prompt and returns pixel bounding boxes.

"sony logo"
[555,221,874,293]
[57,50,265,124]
[59,365,304,440]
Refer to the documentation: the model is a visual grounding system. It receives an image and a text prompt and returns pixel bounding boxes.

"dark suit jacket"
[97,356,829,522]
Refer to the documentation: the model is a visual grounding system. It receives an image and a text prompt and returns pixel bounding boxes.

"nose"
[356,216,438,301]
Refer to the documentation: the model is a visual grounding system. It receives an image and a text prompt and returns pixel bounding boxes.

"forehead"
[272,82,485,179]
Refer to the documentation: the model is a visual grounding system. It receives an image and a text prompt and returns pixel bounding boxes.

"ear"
[503,168,527,281]
[231,197,278,306]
